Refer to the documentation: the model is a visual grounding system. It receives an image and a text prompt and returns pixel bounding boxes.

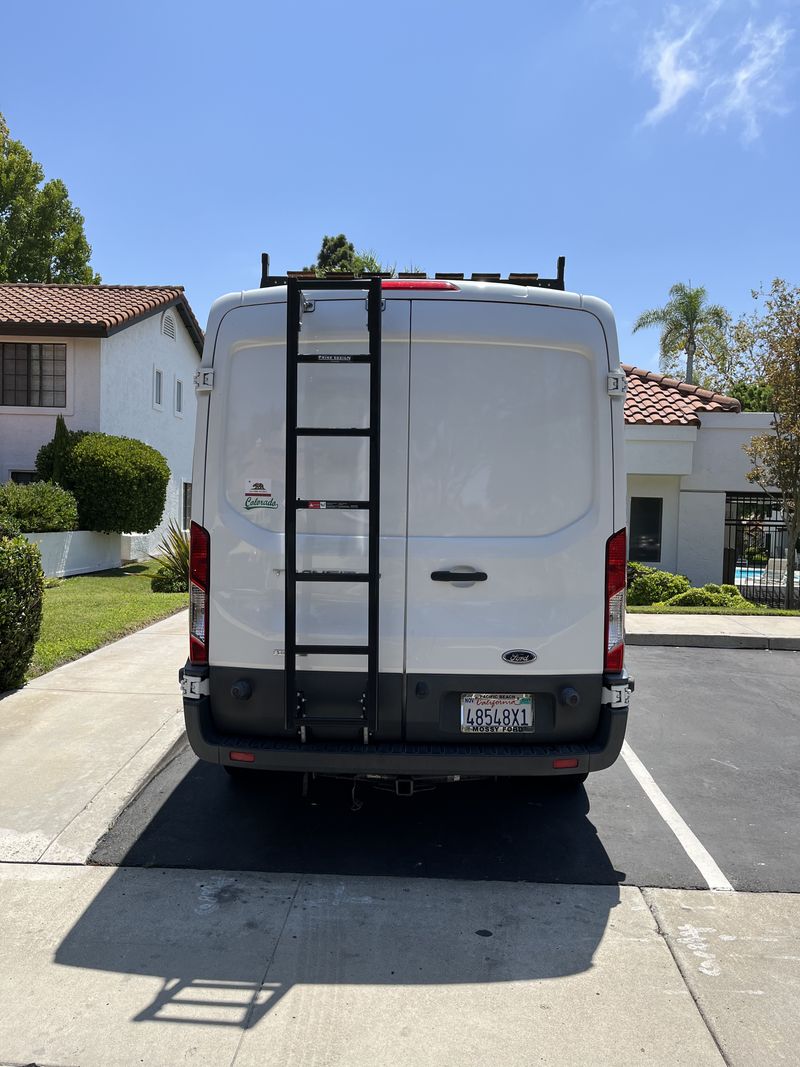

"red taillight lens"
[382,279,459,290]
[229,751,255,763]
[190,521,209,586]
[553,758,580,770]
[189,521,210,664]
[605,528,626,673]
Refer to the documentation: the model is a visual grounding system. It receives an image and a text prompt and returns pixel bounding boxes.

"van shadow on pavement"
[52,755,625,1030]
[91,749,628,885]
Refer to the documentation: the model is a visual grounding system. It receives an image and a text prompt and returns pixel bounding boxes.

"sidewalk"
[626,611,800,651]
[0,610,188,864]
[0,864,798,1067]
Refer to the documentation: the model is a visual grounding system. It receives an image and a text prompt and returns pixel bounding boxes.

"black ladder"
[285,277,382,743]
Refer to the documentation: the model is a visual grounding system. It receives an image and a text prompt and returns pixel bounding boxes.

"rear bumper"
[180,666,630,777]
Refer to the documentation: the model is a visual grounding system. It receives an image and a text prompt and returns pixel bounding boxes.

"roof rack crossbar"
[259,256,566,290]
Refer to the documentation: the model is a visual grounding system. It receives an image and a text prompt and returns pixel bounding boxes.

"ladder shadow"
[130,976,287,1029]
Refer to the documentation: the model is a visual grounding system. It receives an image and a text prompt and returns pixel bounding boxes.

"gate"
[723,493,791,607]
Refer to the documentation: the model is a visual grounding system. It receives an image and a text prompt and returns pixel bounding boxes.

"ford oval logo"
[502,649,537,665]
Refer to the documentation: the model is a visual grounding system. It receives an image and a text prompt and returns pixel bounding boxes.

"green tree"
[305,233,390,276]
[728,379,774,412]
[742,279,800,609]
[633,283,729,386]
[50,414,70,484]
[0,113,100,284]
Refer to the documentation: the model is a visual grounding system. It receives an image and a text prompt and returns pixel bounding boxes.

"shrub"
[150,520,189,593]
[627,564,691,606]
[662,584,748,608]
[0,516,21,538]
[627,561,649,585]
[151,573,189,593]
[0,480,78,533]
[68,434,169,534]
[0,532,44,691]
[35,427,89,483]
[746,553,768,565]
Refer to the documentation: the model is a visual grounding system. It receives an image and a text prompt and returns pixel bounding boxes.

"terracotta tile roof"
[0,284,203,354]
[623,364,741,426]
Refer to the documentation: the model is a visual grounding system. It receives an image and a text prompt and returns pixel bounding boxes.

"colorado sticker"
[245,478,278,510]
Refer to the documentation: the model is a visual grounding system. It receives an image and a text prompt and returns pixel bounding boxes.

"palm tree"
[633,283,729,385]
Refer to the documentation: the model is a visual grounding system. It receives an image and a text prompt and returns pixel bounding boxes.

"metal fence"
[723,492,795,607]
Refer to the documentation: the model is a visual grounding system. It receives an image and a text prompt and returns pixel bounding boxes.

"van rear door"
[404,299,614,686]
[204,295,411,738]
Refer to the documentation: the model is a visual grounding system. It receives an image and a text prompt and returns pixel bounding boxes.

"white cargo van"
[180,259,632,790]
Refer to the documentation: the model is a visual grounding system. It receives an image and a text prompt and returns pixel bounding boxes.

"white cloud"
[639,3,794,142]
[640,2,722,124]
[642,26,701,124]
[703,19,793,142]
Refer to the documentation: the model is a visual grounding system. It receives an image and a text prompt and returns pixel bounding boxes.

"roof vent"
[162,312,176,340]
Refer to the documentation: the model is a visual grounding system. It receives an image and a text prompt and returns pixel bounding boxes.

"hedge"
[68,434,170,534]
[627,563,691,606]
[0,480,78,533]
[0,531,44,691]
[662,583,748,609]
[35,427,89,483]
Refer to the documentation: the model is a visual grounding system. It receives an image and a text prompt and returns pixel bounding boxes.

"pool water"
[735,567,765,581]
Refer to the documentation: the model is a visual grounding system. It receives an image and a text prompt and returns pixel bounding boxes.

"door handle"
[431,569,488,582]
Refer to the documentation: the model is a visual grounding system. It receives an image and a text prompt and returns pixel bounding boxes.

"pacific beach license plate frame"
[460,693,535,734]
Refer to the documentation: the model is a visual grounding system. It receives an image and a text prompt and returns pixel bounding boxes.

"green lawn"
[628,604,800,616]
[29,561,188,678]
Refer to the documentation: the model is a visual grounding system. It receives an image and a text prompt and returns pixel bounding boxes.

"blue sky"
[2,0,798,370]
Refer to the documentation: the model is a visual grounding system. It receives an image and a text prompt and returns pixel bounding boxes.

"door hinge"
[607,371,628,397]
[194,368,214,393]
[601,683,631,708]
[180,673,210,700]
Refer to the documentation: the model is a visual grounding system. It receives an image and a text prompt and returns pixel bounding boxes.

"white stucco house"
[623,365,783,601]
[0,283,203,559]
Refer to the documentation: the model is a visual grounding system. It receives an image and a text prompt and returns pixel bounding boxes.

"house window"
[1,343,66,407]
[630,497,663,563]
[175,378,183,415]
[182,482,192,530]
[10,470,38,484]
[154,368,163,409]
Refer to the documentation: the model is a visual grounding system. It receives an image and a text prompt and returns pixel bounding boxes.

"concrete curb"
[38,712,188,866]
[627,633,800,651]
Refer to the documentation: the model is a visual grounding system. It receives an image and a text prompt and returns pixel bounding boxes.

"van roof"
[204,282,617,341]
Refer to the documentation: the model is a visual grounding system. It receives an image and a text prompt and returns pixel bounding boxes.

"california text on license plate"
[460,693,535,734]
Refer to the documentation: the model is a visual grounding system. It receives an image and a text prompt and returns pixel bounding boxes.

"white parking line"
[621,740,734,892]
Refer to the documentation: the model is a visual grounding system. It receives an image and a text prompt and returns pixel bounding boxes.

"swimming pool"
[735,566,765,581]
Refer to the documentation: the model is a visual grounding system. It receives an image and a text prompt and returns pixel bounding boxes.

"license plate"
[460,693,534,734]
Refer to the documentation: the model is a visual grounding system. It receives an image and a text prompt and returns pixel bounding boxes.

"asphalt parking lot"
[94,646,800,893]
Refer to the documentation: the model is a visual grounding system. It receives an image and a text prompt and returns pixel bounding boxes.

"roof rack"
[259,254,566,291]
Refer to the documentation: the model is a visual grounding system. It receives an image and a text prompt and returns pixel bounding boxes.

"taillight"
[382,279,459,290]
[189,521,209,664]
[605,528,626,673]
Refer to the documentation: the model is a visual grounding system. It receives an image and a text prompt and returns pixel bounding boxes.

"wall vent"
[162,312,176,340]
